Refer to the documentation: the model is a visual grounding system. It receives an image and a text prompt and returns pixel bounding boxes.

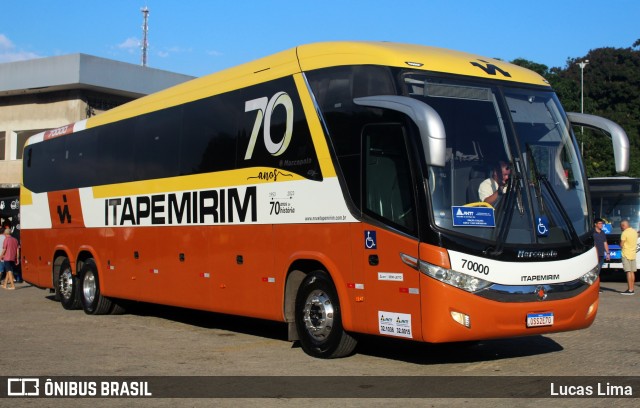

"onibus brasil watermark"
[7,378,151,397]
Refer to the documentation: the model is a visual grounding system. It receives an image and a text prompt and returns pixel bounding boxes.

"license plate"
[608,245,621,260]
[526,312,554,328]
[602,263,623,269]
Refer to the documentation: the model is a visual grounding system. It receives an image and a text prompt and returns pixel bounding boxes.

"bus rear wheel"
[295,270,357,358]
[58,258,80,310]
[79,259,113,315]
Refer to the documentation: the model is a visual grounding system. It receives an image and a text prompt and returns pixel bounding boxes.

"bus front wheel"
[79,259,113,315]
[294,270,357,358]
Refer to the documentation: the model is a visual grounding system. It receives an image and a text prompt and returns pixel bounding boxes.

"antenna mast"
[141,6,150,67]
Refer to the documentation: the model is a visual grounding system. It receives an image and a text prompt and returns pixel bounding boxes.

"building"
[0,54,194,236]
[0,54,195,199]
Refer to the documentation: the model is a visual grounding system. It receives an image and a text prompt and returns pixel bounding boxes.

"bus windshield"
[404,74,588,245]
[590,179,640,235]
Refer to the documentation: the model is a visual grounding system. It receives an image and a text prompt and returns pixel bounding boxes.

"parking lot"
[0,277,638,407]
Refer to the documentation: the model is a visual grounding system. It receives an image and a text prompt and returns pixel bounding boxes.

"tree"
[510,58,550,77]
[511,45,640,178]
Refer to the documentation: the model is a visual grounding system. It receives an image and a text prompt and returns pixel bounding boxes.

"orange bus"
[20,42,629,358]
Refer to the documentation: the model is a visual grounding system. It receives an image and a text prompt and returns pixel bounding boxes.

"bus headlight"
[420,261,492,293]
[579,265,599,286]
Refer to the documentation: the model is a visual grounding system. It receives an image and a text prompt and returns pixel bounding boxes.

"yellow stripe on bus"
[91,167,307,198]
[293,73,336,178]
[20,186,33,206]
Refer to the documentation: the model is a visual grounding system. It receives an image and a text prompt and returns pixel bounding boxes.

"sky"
[1,1,638,77]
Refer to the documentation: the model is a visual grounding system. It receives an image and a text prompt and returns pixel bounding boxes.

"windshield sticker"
[452,206,495,227]
[603,223,612,234]
[536,215,550,237]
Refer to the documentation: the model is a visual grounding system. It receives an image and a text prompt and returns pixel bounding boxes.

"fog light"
[586,300,598,319]
[450,311,471,328]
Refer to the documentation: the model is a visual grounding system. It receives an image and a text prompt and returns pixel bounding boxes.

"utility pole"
[141,6,150,67]
[578,60,589,155]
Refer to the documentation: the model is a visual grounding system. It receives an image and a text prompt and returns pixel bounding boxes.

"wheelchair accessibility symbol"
[536,216,549,237]
[364,230,377,249]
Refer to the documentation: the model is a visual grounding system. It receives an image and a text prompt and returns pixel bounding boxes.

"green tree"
[510,58,551,77]
[512,44,640,178]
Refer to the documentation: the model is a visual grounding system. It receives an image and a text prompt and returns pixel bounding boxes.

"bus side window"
[362,124,416,233]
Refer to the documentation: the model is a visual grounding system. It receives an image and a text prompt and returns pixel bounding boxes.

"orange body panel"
[419,274,598,343]
[24,220,360,323]
[22,218,598,342]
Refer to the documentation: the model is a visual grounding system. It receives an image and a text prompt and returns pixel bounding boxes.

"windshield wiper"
[485,165,520,256]
[526,144,584,252]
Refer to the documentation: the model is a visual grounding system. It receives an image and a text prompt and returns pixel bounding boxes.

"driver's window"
[362,124,416,233]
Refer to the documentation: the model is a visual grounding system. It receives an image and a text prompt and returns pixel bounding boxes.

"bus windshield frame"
[403,72,589,246]
[306,65,592,249]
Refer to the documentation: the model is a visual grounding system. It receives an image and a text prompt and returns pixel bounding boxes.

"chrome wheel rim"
[82,271,96,304]
[59,268,74,300]
[302,289,334,341]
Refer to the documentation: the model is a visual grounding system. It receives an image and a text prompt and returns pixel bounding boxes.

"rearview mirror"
[354,95,447,167]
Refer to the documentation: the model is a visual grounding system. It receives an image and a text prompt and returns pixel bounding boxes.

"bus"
[589,177,640,277]
[0,196,20,238]
[20,42,629,358]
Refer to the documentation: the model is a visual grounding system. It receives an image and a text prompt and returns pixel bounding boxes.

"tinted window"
[181,94,239,175]
[23,75,321,193]
[64,130,97,188]
[134,107,182,180]
[306,65,397,210]
[96,122,135,185]
[363,124,416,233]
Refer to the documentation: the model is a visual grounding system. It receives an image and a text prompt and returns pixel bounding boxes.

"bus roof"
[47,41,551,132]
[296,41,547,85]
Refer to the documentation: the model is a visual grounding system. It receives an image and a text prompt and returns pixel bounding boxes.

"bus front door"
[359,123,422,341]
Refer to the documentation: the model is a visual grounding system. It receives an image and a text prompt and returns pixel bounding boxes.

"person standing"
[619,220,637,295]
[0,228,19,290]
[593,218,610,292]
[0,231,5,285]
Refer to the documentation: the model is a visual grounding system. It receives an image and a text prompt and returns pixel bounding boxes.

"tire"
[79,259,113,315]
[109,300,127,315]
[295,270,357,358]
[58,258,81,310]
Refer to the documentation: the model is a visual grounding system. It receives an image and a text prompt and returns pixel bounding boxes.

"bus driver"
[478,161,511,206]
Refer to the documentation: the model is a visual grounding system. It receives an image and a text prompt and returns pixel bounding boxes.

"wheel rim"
[59,268,74,301]
[82,271,96,304]
[302,289,335,341]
